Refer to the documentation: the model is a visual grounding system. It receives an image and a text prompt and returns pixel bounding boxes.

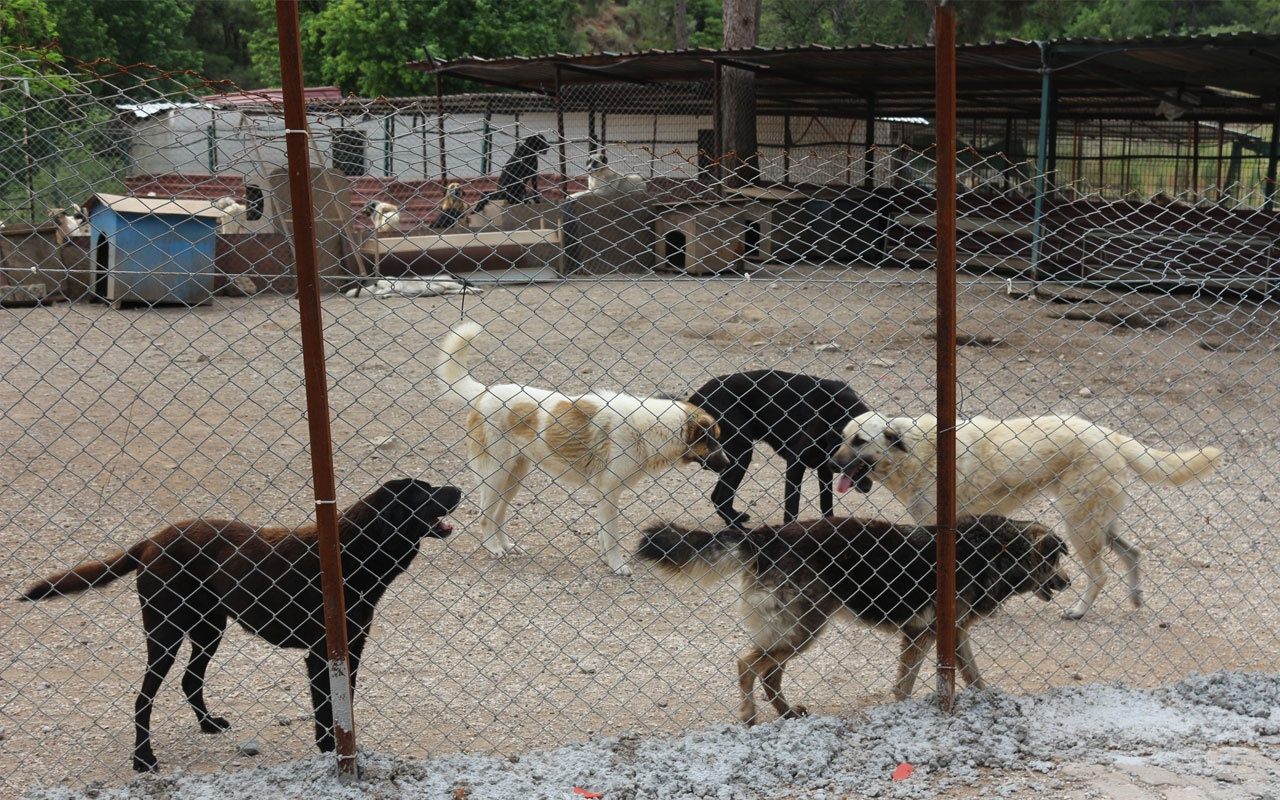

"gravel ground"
[2,263,1278,794]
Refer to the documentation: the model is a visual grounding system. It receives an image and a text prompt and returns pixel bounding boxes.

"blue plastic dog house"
[83,193,221,305]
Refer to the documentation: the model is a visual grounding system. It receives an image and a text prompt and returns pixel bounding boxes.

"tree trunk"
[673,0,691,50]
[721,0,761,188]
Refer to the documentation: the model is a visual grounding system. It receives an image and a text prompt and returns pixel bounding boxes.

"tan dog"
[436,322,729,575]
[831,412,1224,619]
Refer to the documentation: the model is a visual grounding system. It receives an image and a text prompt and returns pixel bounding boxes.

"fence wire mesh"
[2,50,1277,793]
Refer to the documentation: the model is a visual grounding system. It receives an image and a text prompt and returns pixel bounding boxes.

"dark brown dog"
[638,515,1069,724]
[21,478,461,772]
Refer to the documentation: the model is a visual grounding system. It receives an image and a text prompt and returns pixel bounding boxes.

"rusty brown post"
[274,0,360,782]
[934,0,959,714]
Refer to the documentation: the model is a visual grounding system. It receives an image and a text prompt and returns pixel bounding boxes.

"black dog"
[22,478,462,772]
[476,134,550,211]
[688,370,873,527]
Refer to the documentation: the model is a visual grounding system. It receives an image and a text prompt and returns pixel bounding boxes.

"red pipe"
[273,0,360,781]
[933,0,959,714]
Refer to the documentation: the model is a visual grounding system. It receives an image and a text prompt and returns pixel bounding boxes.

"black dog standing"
[689,370,873,527]
[477,134,550,211]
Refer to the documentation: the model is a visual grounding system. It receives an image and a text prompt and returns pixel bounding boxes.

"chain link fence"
[2,49,1278,794]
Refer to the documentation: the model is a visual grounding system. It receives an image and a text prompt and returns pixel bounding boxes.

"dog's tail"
[636,522,749,588]
[436,321,488,405]
[1114,435,1224,486]
[20,541,147,601]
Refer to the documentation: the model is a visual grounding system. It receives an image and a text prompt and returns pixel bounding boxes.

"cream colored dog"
[831,412,1223,619]
[436,322,728,575]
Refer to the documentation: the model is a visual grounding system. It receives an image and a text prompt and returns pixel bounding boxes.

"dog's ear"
[883,424,909,452]
[688,409,720,443]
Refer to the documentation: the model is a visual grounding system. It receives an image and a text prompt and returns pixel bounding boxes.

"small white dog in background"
[363,200,401,235]
[49,205,87,244]
[569,153,646,200]
[435,321,729,575]
[343,277,481,299]
[213,196,248,234]
[831,411,1224,620]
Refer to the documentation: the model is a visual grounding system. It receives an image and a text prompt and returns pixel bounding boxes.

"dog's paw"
[199,715,231,733]
[483,541,524,558]
[1061,605,1088,621]
[722,510,751,529]
[132,750,159,773]
[780,704,808,720]
[609,561,634,577]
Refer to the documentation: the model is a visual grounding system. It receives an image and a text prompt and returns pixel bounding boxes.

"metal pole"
[1031,41,1053,284]
[933,0,958,715]
[274,0,359,783]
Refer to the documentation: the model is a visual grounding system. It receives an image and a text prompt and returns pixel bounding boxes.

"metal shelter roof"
[409,34,1280,124]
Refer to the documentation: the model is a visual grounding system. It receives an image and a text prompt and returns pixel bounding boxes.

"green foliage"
[761,0,930,47]
[9,0,1280,101]
[579,0,721,51]
[0,49,126,223]
[757,0,1280,48]
[249,0,576,96]
[1,0,59,51]
[188,0,260,89]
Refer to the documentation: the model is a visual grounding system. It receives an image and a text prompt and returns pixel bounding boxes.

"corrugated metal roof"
[408,34,1280,123]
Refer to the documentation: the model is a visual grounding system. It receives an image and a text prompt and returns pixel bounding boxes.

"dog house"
[0,221,91,305]
[653,200,754,275]
[728,187,821,263]
[84,193,221,305]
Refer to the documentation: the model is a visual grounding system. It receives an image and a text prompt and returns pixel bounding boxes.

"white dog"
[49,205,86,244]
[436,322,728,575]
[343,278,481,299]
[831,412,1223,620]
[213,196,249,234]
[569,154,646,200]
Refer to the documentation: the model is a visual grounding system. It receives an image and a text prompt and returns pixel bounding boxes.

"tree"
[1,0,58,51]
[188,0,260,89]
[721,0,761,187]
[248,0,576,97]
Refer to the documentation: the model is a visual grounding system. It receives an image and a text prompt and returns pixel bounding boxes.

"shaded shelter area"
[413,35,1280,293]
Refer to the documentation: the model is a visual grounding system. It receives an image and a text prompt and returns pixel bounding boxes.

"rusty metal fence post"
[934,0,959,712]
[274,0,359,782]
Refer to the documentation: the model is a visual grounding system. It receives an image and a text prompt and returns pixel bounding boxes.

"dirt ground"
[3,262,1278,793]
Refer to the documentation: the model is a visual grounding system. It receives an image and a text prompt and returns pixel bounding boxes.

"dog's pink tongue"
[835,474,854,494]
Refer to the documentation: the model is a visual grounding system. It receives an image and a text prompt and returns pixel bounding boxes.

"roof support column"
[554,65,568,192]
[1266,99,1279,212]
[863,93,877,189]
[1031,41,1056,283]
[434,74,447,181]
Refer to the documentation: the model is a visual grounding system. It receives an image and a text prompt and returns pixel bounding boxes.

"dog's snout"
[829,444,853,470]
[705,443,732,472]
[1037,569,1071,600]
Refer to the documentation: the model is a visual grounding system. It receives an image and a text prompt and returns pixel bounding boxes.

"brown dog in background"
[21,478,461,772]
